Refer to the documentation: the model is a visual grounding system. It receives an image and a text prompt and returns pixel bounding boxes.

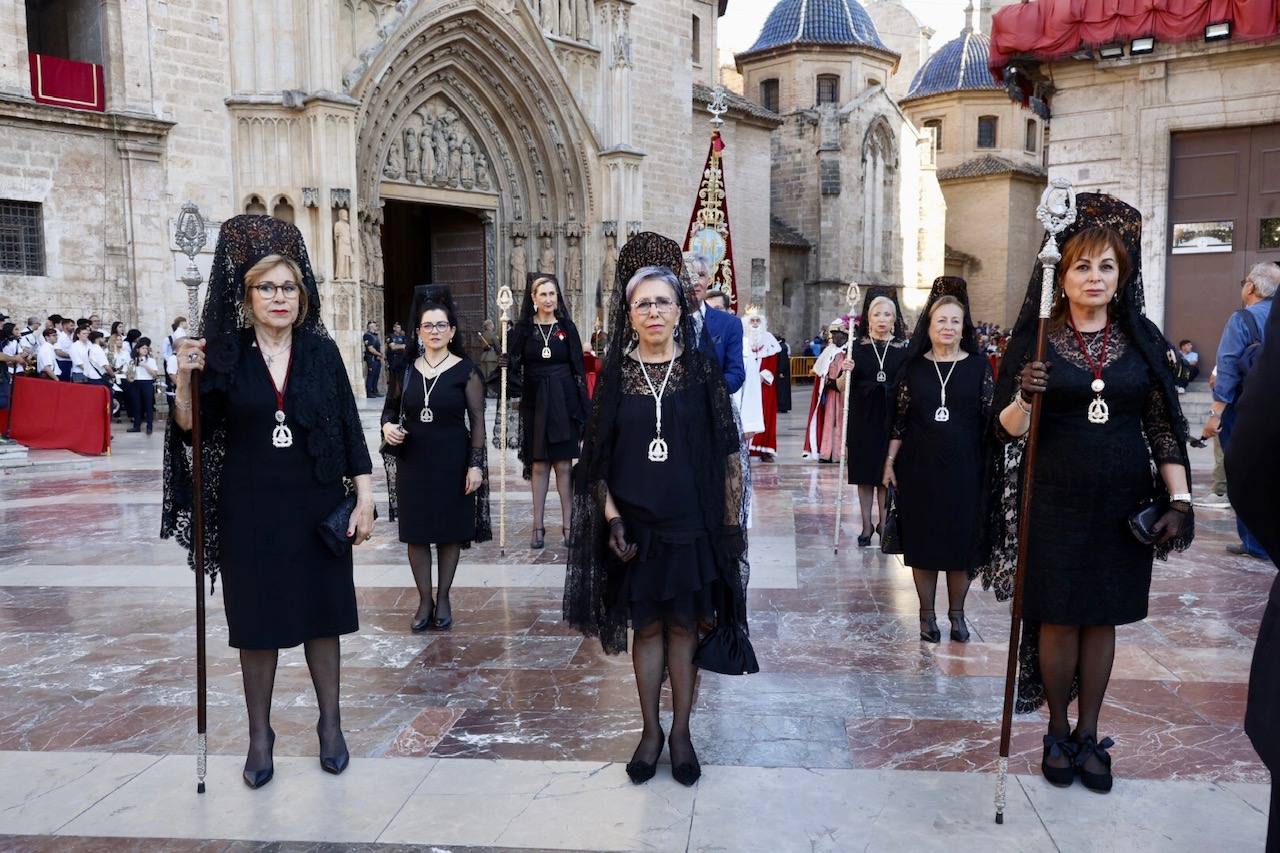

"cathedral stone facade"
[0,0,774,377]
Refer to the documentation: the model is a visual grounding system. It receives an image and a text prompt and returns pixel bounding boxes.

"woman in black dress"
[163,216,375,789]
[884,278,992,645]
[844,286,909,546]
[985,195,1193,792]
[381,294,490,632]
[505,273,589,548]
[564,233,751,788]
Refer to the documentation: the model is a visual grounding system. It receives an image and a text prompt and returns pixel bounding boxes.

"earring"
[673,326,682,341]
[629,328,639,346]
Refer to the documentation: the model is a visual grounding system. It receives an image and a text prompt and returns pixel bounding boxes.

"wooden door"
[430,209,486,363]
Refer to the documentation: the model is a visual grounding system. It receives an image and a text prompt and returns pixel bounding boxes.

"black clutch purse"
[1128,498,1167,546]
[318,494,378,556]
[880,485,903,555]
[693,578,759,676]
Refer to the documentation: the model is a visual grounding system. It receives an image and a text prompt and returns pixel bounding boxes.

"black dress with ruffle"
[520,323,587,466]
[608,360,719,630]
[846,337,909,485]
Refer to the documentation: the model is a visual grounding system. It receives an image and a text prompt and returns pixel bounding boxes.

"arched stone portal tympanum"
[349,0,599,349]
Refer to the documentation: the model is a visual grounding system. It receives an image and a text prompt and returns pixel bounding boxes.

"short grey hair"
[624,266,682,302]
[867,296,896,316]
[1248,262,1280,299]
[683,252,712,278]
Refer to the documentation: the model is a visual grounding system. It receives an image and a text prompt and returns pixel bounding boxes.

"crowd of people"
[21,190,1263,844]
[0,311,195,433]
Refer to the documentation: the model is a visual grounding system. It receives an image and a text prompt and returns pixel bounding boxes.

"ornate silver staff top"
[1034,178,1077,319]
[175,202,208,335]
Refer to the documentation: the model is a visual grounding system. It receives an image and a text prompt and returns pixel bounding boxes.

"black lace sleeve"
[338,355,373,478]
[1142,376,1184,466]
[465,363,493,543]
[465,366,487,452]
[890,373,911,440]
[980,360,995,423]
[382,363,406,426]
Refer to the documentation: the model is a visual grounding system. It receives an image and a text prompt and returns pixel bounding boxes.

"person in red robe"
[803,317,849,462]
[745,308,781,461]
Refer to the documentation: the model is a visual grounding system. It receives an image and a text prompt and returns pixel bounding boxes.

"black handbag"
[318,494,378,556]
[880,485,903,555]
[1128,497,1168,546]
[379,366,409,459]
[693,580,759,676]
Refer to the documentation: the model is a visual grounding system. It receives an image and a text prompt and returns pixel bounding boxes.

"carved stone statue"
[371,222,384,288]
[559,0,574,36]
[383,139,402,180]
[460,140,476,189]
[511,236,527,291]
[333,209,354,280]
[475,152,491,190]
[403,128,420,182]
[540,0,556,32]
[576,0,591,40]
[566,237,582,301]
[433,121,449,183]
[540,235,555,276]
[420,124,435,184]
[448,130,463,187]
[602,232,617,301]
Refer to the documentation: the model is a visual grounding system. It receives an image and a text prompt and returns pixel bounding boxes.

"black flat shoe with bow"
[1074,733,1114,793]
[625,727,664,785]
[1041,733,1077,788]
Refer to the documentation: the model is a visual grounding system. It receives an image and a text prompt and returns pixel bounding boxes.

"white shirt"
[2,339,18,374]
[55,330,73,357]
[163,328,187,362]
[85,343,111,380]
[19,328,41,351]
[131,356,158,381]
[36,341,57,376]
[69,340,90,374]
[165,353,179,382]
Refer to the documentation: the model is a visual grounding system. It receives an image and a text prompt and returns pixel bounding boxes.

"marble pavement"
[0,402,1270,851]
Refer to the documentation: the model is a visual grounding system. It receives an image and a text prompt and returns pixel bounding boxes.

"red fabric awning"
[0,377,112,455]
[28,53,106,111]
[989,0,1280,78]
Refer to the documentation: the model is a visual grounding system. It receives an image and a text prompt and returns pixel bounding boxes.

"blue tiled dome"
[902,26,1000,102]
[743,0,889,56]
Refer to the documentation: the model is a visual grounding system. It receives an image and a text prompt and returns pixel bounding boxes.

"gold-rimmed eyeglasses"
[630,297,677,316]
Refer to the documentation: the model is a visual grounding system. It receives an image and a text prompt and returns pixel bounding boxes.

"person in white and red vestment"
[803,317,849,462]
[744,308,781,461]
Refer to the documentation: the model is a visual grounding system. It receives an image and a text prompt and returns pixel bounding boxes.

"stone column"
[0,1,29,97]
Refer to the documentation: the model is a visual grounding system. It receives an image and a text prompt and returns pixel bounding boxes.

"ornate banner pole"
[497,283,514,555]
[174,202,209,793]
[833,280,861,553]
[683,86,739,309]
[995,178,1076,823]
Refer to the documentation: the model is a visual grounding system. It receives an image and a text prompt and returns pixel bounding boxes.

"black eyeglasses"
[250,283,300,299]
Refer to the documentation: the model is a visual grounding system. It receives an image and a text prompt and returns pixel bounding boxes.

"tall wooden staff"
[995,178,1076,823]
[174,202,209,793]
[833,281,861,553]
[496,284,514,555]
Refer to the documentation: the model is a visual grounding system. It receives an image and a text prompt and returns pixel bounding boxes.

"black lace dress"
[1012,326,1182,625]
[215,347,360,650]
[846,337,909,485]
[608,358,725,630]
[519,322,587,467]
[392,358,487,546]
[891,353,994,572]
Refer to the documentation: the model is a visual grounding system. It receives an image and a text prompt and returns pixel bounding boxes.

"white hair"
[867,296,896,316]
[624,266,681,302]
[1248,262,1280,299]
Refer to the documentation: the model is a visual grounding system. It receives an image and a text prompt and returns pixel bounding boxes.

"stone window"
[691,15,701,64]
[923,119,943,153]
[1024,119,1038,153]
[760,78,779,113]
[816,75,840,106]
[866,78,881,89]
[24,0,103,64]
[0,200,46,276]
[977,115,998,149]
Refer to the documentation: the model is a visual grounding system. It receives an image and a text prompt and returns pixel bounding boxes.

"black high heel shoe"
[243,727,275,789]
[431,606,453,632]
[318,723,350,776]
[919,610,941,644]
[411,603,435,633]
[625,727,664,784]
[857,528,873,547]
[531,527,545,549]
[669,733,701,787]
[1041,733,1077,788]
[948,610,970,643]
[1073,733,1114,793]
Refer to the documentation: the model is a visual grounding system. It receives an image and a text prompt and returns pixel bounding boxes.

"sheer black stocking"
[304,637,345,758]
[239,648,278,773]
[552,460,573,535]
[435,543,461,623]
[1074,625,1116,774]
[665,623,699,771]
[407,544,435,623]
[530,461,551,538]
[945,570,971,613]
[1039,623,1080,770]
[858,485,875,537]
[630,621,666,766]
[912,568,939,630]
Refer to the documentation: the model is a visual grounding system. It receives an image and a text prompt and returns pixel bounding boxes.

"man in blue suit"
[684,254,745,393]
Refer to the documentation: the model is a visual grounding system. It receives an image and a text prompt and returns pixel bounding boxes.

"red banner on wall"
[29,53,106,112]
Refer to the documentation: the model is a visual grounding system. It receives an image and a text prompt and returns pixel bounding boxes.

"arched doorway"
[382,200,487,362]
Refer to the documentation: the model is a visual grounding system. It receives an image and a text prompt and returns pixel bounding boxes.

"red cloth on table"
[29,53,106,112]
[583,352,600,398]
[750,353,779,458]
[0,377,111,455]
[990,0,1280,79]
